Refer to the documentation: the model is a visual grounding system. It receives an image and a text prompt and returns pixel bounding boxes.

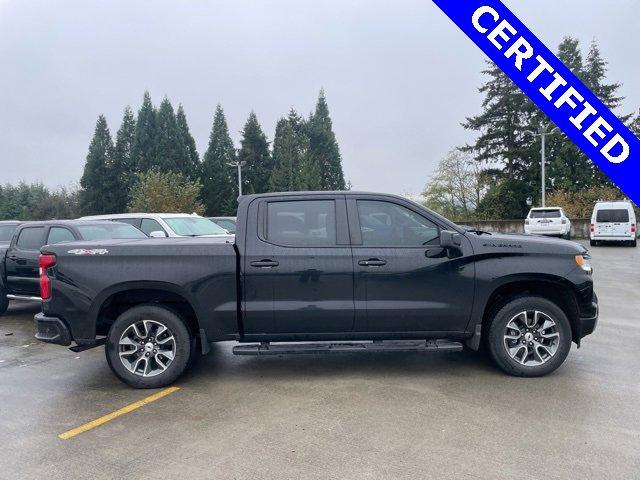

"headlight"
[575,254,592,273]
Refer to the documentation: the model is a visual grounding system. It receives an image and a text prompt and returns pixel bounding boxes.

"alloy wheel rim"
[503,310,560,366]
[118,320,176,377]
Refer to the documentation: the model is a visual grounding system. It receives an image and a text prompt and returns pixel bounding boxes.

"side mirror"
[440,230,462,248]
[149,230,168,238]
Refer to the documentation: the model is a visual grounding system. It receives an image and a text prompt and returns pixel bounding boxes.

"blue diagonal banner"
[432,0,640,204]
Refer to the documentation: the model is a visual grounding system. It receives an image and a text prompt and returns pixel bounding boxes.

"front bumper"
[34,313,72,346]
[577,292,598,340]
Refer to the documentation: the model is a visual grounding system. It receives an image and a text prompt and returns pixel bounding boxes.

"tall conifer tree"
[176,104,200,180]
[307,90,346,190]
[269,113,309,192]
[108,106,137,212]
[154,97,186,174]
[132,91,157,173]
[201,105,237,215]
[79,115,114,215]
[239,111,272,194]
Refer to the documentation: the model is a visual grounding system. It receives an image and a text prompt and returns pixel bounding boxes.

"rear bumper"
[34,313,72,346]
[590,235,635,241]
[524,227,569,235]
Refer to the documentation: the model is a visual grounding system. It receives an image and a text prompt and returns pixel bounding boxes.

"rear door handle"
[250,259,279,268]
[8,254,19,260]
[358,258,387,267]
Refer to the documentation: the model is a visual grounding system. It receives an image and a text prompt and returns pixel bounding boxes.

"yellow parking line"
[58,386,180,440]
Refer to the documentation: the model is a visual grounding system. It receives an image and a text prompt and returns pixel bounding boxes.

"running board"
[233,339,463,356]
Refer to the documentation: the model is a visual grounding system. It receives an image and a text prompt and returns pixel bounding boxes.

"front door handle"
[358,258,387,267]
[250,259,279,268]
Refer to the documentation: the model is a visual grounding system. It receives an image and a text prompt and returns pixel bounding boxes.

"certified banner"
[432,0,640,204]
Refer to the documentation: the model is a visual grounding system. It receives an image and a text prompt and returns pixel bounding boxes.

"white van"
[590,201,637,247]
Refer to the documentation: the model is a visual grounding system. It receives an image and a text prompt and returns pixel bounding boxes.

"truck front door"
[348,197,475,334]
[243,196,354,336]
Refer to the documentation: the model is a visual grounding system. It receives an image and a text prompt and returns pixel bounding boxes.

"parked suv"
[80,213,234,240]
[524,207,571,239]
[590,201,637,247]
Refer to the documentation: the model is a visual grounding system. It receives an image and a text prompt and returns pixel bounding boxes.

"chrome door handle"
[358,259,387,267]
[250,259,279,268]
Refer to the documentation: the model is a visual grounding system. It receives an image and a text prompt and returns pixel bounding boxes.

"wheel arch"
[92,281,201,339]
[477,275,581,346]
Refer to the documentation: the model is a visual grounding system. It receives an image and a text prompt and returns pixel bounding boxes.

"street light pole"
[227,161,247,197]
[525,123,559,208]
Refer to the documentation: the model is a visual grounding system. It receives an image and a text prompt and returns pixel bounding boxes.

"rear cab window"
[266,200,337,246]
[16,227,46,250]
[140,218,165,236]
[77,223,148,240]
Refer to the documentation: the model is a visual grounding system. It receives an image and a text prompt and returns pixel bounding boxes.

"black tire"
[486,296,572,377]
[105,305,193,389]
[564,232,571,240]
[0,290,8,316]
[590,240,597,247]
[631,239,637,248]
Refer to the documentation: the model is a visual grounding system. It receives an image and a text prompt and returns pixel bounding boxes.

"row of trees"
[79,90,346,216]
[424,37,640,219]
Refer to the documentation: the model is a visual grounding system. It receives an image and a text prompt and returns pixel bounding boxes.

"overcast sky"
[0,0,638,197]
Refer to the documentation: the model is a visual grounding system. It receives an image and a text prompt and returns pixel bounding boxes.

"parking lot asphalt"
[1,241,639,480]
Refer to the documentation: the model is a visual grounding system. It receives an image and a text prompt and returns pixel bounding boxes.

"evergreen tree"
[547,37,592,193]
[176,104,200,180]
[108,106,136,213]
[131,91,157,173]
[201,105,237,215]
[630,110,640,137]
[583,41,629,187]
[464,63,535,216]
[269,113,309,192]
[307,90,346,190]
[238,111,272,194]
[79,115,114,215]
[154,97,186,174]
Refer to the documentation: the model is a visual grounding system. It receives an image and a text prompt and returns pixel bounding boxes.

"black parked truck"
[34,192,598,388]
[0,220,147,313]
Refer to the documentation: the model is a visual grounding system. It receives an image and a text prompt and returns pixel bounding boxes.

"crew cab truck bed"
[35,192,598,388]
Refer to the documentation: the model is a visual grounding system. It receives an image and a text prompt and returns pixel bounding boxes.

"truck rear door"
[5,226,47,296]
[596,209,630,237]
[242,195,354,336]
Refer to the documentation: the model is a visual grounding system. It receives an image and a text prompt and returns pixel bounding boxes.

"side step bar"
[233,340,463,356]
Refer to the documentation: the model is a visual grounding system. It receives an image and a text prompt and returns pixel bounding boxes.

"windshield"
[0,224,18,242]
[596,209,629,223]
[77,223,148,240]
[530,209,561,219]
[164,217,228,236]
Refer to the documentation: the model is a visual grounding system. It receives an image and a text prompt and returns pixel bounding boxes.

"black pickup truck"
[0,220,147,314]
[34,192,598,388]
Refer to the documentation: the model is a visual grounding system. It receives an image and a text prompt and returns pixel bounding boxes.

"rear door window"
[266,200,337,246]
[47,227,76,244]
[596,209,629,223]
[16,227,46,250]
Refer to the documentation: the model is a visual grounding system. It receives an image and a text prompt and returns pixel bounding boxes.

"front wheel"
[105,305,193,388]
[486,296,572,377]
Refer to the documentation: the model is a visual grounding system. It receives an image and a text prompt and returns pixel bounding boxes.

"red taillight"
[590,224,595,233]
[39,254,56,300]
[632,224,637,234]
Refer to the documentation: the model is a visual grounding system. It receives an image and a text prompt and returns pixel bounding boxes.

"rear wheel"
[486,296,572,377]
[631,239,637,247]
[105,305,193,388]
[590,240,597,247]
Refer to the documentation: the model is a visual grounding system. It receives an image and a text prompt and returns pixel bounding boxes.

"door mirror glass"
[440,230,462,249]
[149,230,168,238]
